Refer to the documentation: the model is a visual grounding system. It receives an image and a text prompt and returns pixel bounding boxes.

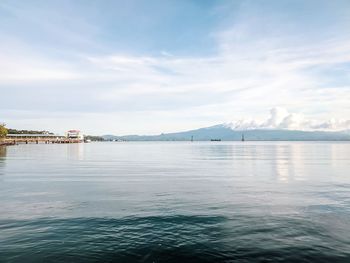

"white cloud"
[227,108,350,131]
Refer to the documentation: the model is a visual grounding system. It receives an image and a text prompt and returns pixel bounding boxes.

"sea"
[0,141,350,262]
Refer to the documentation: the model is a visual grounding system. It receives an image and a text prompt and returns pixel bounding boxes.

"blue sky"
[1,0,350,134]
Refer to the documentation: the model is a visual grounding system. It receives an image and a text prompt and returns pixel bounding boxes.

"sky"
[1,0,350,135]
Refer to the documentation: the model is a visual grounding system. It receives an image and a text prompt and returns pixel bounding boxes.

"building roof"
[7,134,64,137]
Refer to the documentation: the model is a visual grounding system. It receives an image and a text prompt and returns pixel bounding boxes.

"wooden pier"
[0,140,16,146]
[4,134,83,145]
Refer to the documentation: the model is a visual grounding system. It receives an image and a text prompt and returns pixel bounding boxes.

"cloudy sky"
[1,0,350,135]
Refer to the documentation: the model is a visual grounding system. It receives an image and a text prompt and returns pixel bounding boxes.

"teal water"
[0,142,350,262]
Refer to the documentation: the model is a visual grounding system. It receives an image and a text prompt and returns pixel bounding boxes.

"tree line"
[7,129,53,135]
[0,123,55,138]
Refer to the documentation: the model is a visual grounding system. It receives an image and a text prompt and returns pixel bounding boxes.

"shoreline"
[0,141,16,146]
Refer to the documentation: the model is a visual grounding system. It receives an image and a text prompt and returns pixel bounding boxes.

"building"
[6,134,64,139]
[66,130,84,141]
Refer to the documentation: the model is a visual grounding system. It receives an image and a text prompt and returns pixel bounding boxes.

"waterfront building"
[66,130,84,141]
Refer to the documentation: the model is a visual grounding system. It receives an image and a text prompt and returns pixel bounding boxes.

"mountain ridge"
[102,124,350,141]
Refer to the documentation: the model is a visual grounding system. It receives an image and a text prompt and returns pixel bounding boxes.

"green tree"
[0,123,8,138]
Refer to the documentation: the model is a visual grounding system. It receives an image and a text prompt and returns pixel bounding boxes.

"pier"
[3,134,83,144]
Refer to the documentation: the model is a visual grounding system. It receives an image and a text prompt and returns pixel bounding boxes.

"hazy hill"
[103,124,350,141]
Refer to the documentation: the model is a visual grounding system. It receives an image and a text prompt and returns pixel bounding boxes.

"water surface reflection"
[0,142,350,262]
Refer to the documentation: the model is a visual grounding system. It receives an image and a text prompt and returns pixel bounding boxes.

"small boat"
[210,139,221,141]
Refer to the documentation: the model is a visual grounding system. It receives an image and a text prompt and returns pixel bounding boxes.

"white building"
[66,130,84,140]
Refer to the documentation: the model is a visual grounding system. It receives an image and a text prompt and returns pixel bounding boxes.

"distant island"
[102,124,350,141]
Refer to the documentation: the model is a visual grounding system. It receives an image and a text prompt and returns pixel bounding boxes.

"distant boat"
[211,139,221,141]
[85,139,92,143]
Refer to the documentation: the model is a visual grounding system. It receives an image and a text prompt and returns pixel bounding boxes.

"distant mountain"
[102,124,350,141]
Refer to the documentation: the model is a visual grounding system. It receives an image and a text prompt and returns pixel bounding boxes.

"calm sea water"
[0,142,350,262]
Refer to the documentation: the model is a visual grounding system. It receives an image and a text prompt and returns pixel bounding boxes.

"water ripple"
[1,215,350,262]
